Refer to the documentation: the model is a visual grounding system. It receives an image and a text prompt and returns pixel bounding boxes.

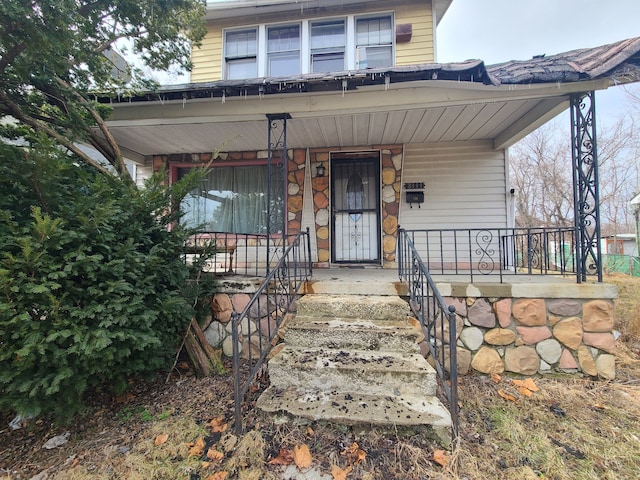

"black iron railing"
[231,229,312,433]
[184,231,292,277]
[397,229,459,438]
[401,227,577,282]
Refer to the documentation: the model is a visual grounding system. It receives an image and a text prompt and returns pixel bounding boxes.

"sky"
[436,0,640,127]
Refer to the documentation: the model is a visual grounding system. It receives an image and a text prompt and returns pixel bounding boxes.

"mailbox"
[406,191,424,207]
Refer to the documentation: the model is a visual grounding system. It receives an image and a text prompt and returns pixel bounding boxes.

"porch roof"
[102,37,640,163]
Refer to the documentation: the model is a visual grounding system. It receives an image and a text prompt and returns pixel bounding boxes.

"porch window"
[179,164,285,235]
[311,19,346,73]
[225,28,258,79]
[355,15,393,69]
[267,24,300,76]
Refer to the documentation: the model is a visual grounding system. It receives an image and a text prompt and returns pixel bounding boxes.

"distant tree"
[0,0,206,182]
[510,113,640,234]
[510,123,573,228]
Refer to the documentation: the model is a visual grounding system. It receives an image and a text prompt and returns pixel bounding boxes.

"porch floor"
[303,267,616,299]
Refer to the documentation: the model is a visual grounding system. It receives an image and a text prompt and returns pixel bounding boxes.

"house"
[99,1,640,432]
[601,233,638,257]
[103,0,640,278]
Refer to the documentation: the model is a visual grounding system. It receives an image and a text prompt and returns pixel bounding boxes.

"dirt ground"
[1,275,639,480]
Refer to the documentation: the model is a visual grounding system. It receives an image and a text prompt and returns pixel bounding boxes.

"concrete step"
[296,294,409,321]
[268,346,437,398]
[256,386,452,446]
[285,316,423,353]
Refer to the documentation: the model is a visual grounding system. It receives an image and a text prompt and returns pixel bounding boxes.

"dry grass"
[2,275,639,480]
[606,273,640,340]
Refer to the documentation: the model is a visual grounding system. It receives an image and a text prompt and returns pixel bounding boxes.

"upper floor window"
[225,28,257,79]
[356,15,393,69]
[311,19,346,73]
[222,12,394,79]
[267,24,300,76]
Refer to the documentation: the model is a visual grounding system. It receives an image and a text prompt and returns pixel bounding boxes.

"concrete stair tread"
[270,345,433,375]
[290,316,419,330]
[285,317,423,351]
[257,386,451,444]
[296,294,409,321]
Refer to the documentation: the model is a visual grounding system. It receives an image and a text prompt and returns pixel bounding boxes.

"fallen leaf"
[433,449,451,467]
[306,426,315,436]
[293,444,313,469]
[341,442,366,465]
[491,373,502,383]
[205,472,228,480]
[154,433,169,446]
[497,389,518,403]
[512,378,539,392]
[593,403,609,410]
[516,386,533,397]
[207,448,224,462]
[268,448,294,465]
[209,417,228,433]
[331,464,353,480]
[188,437,205,457]
[523,378,539,392]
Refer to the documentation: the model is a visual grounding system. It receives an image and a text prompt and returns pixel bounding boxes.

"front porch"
[208,243,617,435]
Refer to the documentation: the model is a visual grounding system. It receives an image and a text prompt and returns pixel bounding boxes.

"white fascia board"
[106,78,611,130]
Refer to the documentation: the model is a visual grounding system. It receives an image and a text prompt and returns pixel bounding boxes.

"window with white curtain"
[225,28,258,79]
[311,19,345,72]
[267,24,300,76]
[179,165,284,235]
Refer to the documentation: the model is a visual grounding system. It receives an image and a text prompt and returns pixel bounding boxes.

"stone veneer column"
[379,146,403,265]
[287,149,305,235]
[310,149,330,266]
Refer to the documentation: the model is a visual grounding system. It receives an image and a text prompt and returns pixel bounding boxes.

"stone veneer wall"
[203,284,297,361]
[437,296,616,379]
[153,145,404,268]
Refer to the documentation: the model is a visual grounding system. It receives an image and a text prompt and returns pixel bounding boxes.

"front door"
[331,154,380,263]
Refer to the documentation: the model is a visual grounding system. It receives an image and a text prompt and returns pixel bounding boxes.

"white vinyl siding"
[400,140,508,229]
[399,141,509,269]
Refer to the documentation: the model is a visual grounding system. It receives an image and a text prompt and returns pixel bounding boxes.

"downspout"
[431,1,439,62]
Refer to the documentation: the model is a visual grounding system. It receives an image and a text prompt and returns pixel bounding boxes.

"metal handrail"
[231,228,312,433]
[398,228,459,438]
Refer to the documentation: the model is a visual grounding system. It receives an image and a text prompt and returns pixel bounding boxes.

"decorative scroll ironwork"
[266,113,290,271]
[570,92,602,282]
[474,230,495,275]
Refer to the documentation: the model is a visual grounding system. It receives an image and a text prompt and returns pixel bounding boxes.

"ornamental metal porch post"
[266,113,290,273]
[570,92,603,282]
